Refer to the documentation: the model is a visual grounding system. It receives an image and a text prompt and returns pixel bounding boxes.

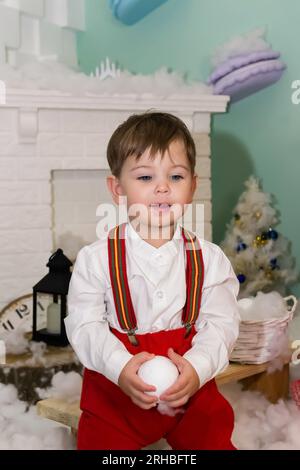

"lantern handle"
[49,249,63,262]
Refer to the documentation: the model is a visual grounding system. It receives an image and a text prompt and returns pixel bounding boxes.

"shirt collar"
[126,221,182,263]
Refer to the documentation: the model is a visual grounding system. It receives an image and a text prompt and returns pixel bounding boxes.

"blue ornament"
[270,258,280,270]
[236,242,247,252]
[237,273,246,283]
[268,228,278,240]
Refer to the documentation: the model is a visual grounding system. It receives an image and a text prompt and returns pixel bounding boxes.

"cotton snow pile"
[212,27,272,67]
[231,291,294,371]
[36,371,82,403]
[3,326,51,367]
[0,382,75,450]
[238,291,287,321]
[0,61,211,96]
[4,324,30,355]
[2,325,80,369]
[3,326,50,367]
[221,383,300,450]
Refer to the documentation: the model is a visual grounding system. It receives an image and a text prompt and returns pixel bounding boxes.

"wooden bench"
[36,361,290,435]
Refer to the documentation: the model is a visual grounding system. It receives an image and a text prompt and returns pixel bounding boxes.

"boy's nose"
[155,178,170,193]
[155,183,170,193]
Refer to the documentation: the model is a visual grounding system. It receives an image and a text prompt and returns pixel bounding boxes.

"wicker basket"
[230,295,297,364]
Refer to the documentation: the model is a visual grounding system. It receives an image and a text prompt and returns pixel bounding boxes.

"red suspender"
[107,223,138,345]
[107,223,204,345]
[180,226,204,337]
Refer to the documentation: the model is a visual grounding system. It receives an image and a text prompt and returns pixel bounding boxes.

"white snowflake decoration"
[90,57,121,80]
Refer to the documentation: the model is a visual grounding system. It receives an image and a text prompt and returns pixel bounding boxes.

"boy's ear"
[191,174,198,196]
[106,175,124,205]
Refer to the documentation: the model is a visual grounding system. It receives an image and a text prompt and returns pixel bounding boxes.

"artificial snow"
[2,325,80,369]
[221,382,300,450]
[212,27,272,67]
[238,291,287,321]
[3,325,53,367]
[36,370,82,403]
[232,291,295,371]
[4,324,30,355]
[0,382,75,450]
[0,61,211,97]
[0,369,300,449]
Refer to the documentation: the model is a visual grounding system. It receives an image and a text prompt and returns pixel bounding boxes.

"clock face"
[0,294,50,339]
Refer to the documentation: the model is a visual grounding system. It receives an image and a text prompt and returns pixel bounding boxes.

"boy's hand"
[160,348,200,408]
[118,352,159,410]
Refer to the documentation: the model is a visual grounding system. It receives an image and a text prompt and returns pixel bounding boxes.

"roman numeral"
[16,304,30,318]
[1,320,14,331]
[37,301,45,311]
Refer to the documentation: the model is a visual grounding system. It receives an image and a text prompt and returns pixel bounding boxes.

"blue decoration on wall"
[109,0,169,25]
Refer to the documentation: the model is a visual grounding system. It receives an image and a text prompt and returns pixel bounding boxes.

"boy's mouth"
[149,203,172,213]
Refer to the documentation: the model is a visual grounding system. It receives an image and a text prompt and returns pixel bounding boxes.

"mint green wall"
[77,0,300,296]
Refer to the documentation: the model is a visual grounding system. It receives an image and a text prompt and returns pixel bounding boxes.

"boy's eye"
[137,175,184,181]
[137,176,152,181]
[171,175,184,181]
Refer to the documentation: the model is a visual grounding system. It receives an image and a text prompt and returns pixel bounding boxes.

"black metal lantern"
[32,249,73,347]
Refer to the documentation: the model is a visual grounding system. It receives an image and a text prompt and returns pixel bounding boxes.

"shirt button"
[156,291,164,299]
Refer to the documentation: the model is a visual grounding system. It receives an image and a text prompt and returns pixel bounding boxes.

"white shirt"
[65,222,240,387]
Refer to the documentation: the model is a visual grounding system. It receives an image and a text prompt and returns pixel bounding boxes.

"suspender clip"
[184,323,192,338]
[127,329,139,347]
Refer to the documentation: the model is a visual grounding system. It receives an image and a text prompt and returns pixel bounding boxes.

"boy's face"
[107,139,197,236]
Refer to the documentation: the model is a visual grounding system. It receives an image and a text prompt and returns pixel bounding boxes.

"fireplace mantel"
[4,89,229,143]
[4,89,229,113]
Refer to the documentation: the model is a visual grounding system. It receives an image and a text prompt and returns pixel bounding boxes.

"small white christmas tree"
[221,176,298,298]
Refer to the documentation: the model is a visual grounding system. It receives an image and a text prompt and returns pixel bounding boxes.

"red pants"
[77,327,236,450]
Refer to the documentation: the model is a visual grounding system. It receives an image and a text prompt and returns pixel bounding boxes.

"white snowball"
[138,356,179,398]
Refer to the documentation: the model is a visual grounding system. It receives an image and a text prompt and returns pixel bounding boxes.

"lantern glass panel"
[36,293,62,335]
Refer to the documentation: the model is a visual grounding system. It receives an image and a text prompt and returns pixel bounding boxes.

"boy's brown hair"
[106,111,196,178]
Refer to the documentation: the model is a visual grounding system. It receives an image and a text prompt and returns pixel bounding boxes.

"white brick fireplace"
[0,0,85,67]
[0,89,229,311]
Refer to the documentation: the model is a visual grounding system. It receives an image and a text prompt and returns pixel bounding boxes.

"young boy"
[65,111,240,450]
